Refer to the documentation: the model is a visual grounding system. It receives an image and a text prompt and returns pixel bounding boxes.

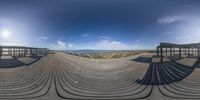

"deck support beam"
[160,45,163,63]
[157,46,159,57]
[179,47,181,59]
[0,46,2,58]
[198,48,200,59]
[170,48,172,57]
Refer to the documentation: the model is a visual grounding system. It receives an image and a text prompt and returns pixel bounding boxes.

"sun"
[1,29,11,39]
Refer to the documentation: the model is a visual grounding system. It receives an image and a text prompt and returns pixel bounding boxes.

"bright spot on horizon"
[1,29,11,39]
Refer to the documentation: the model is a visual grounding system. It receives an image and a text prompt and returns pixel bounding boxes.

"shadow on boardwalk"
[130,56,152,63]
[135,59,199,85]
[0,56,42,68]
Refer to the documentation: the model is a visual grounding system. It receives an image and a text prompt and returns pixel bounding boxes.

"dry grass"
[66,50,150,59]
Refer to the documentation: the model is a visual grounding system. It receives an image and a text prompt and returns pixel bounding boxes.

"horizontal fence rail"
[156,42,200,63]
[0,46,55,58]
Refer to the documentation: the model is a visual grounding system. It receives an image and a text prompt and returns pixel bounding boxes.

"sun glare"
[1,29,11,39]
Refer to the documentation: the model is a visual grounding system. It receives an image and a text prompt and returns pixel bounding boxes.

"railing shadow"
[194,59,200,68]
[130,56,152,63]
[135,60,198,85]
[0,56,42,68]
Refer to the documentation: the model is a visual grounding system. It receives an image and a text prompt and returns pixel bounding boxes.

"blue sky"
[0,0,200,50]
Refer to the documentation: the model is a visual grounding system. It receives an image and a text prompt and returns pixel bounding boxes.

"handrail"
[0,46,55,58]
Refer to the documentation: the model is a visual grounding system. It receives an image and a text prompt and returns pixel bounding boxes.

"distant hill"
[63,50,151,59]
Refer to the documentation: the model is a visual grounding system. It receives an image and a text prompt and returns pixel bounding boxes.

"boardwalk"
[0,52,200,100]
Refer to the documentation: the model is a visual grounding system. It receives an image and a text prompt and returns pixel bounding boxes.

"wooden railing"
[0,46,55,58]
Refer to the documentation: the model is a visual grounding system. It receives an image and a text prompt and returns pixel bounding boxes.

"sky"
[0,0,200,50]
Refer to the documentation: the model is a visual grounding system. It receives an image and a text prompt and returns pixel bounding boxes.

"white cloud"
[50,40,74,50]
[50,36,143,50]
[68,43,74,48]
[157,16,184,24]
[157,15,200,44]
[169,16,200,43]
[94,40,138,50]
[57,40,66,47]
[135,39,140,43]
[82,34,90,37]
[74,38,142,50]
[175,34,200,43]
[157,15,200,25]
[100,36,111,40]
[39,36,48,40]
[163,32,174,35]
[0,42,25,46]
